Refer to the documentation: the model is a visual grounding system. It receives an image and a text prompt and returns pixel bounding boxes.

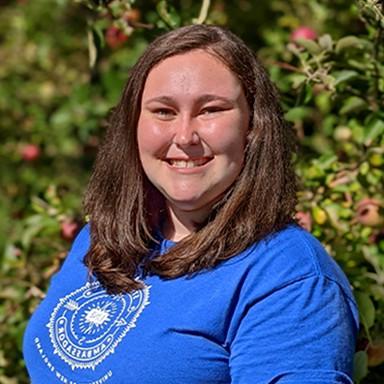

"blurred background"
[0,0,383,382]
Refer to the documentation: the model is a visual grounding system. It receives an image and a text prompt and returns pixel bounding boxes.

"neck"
[163,204,211,241]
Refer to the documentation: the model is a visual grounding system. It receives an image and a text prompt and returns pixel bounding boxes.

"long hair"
[83,24,297,294]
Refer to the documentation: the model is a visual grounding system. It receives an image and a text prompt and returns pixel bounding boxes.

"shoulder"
[224,225,359,348]
[67,223,91,260]
[227,224,356,304]
[267,225,352,289]
[71,222,91,250]
[51,223,91,281]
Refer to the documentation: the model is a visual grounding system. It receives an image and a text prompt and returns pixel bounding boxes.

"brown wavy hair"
[83,24,297,294]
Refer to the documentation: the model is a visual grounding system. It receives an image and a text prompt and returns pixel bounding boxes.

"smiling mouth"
[166,158,212,168]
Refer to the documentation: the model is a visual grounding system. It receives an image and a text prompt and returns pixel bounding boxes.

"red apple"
[291,26,317,42]
[60,220,80,242]
[356,198,384,228]
[105,26,128,49]
[20,143,40,162]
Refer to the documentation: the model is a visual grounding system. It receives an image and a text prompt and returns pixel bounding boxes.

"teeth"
[168,159,209,168]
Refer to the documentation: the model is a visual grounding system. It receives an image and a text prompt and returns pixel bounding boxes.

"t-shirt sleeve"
[228,275,358,384]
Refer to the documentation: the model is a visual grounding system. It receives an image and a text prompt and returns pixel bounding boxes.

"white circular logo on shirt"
[47,281,150,370]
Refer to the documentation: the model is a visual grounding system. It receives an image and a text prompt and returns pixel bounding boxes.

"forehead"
[141,49,242,99]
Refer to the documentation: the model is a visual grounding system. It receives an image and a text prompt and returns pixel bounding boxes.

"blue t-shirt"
[23,224,359,384]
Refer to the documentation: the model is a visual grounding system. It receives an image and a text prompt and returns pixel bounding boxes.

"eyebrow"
[143,94,235,105]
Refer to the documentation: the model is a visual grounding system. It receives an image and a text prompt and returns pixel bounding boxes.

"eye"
[152,108,176,120]
[200,106,226,115]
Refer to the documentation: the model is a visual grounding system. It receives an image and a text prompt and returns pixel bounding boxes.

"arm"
[229,275,358,384]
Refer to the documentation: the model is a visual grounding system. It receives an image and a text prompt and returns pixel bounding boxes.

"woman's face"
[137,49,250,217]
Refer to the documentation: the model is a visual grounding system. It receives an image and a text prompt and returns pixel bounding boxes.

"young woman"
[24,25,358,384]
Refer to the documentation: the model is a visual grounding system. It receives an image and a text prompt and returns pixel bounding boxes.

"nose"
[172,115,200,147]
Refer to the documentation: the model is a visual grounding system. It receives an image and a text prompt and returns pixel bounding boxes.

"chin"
[165,190,226,214]
[166,196,212,212]
[169,201,206,212]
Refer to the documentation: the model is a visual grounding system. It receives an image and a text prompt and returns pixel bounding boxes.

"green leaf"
[295,38,322,55]
[21,215,45,249]
[364,119,384,146]
[323,203,348,232]
[335,35,364,53]
[156,0,181,29]
[284,106,313,122]
[355,291,375,333]
[359,161,370,176]
[318,34,333,50]
[333,70,358,86]
[315,93,331,114]
[290,74,307,89]
[315,154,338,170]
[349,119,365,143]
[353,351,368,384]
[339,96,367,115]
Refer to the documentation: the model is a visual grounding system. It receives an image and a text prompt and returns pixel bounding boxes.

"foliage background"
[0,0,383,382]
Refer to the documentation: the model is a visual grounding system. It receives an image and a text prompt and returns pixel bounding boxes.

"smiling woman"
[138,50,249,240]
[23,25,359,384]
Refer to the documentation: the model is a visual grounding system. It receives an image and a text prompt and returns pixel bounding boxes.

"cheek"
[204,118,247,159]
[137,116,166,155]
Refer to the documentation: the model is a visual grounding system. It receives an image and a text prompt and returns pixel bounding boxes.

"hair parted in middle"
[84,24,298,294]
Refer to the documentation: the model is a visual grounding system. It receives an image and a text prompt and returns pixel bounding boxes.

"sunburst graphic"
[78,300,117,335]
[48,281,151,369]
